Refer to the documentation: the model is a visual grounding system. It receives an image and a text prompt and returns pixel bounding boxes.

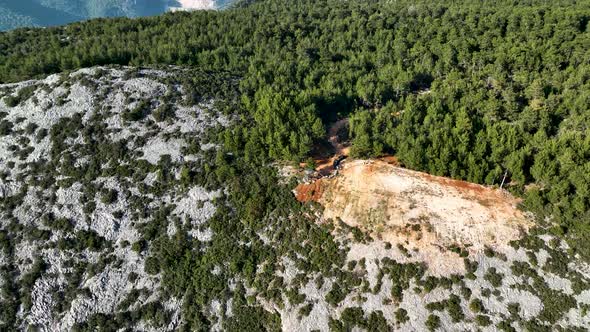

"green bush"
[340,307,366,329]
[100,189,118,204]
[25,122,38,135]
[144,257,160,275]
[123,100,150,122]
[3,85,37,107]
[475,315,492,327]
[484,267,504,288]
[425,314,440,332]
[325,285,347,306]
[507,302,520,320]
[395,308,409,324]
[367,311,389,332]
[446,295,464,322]
[0,120,12,136]
[497,320,516,332]
[152,103,175,122]
[131,240,145,253]
[297,303,313,318]
[42,214,74,233]
[460,286,472,300]
[469,298,484,313]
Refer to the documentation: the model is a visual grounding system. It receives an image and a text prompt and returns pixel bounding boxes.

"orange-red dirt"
[295,180,325,202]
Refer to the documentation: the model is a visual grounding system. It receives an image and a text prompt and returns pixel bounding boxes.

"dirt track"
[311,119,350,175]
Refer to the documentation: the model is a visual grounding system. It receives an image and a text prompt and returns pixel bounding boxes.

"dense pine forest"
[1,0,590,330]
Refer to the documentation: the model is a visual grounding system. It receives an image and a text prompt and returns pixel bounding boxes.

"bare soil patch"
[295,159,533,274]
[294,180,324,202]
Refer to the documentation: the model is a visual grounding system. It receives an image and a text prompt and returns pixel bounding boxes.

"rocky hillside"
[0,67,233,330]
[1,67,589,331]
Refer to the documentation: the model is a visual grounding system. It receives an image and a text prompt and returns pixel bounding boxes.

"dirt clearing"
[296,159,533,275]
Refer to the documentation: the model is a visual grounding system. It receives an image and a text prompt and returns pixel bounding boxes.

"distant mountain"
[0,0,232,31]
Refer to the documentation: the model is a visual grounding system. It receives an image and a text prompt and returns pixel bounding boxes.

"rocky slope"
[0,66,230,330]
